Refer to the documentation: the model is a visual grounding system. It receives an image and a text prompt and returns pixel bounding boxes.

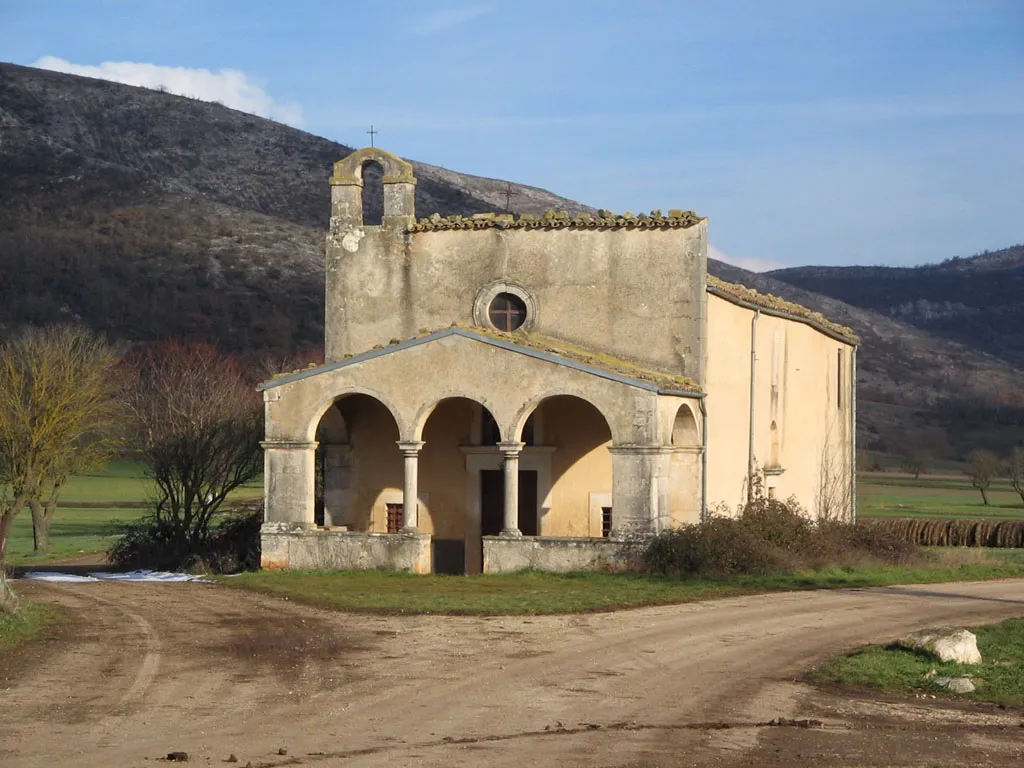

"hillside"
[0,62,588,350]
[1,62,1022,458]
[768,245,1024,366]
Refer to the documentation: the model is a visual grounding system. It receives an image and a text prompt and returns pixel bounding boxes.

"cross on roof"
[503,182,519,212]
[367,125,378,147]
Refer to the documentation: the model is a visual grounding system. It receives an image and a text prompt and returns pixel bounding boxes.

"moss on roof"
[456,324,701,392]
[272,325,700,392]
[409,208,704,233]
[707,276,859,344]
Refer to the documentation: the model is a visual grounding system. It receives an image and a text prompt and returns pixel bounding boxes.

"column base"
[500,528,523,538]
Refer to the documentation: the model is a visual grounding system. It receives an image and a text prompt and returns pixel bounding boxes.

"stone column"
[609,446,670,537]
[397,441,425,532]
[321,444,352,529]
[262,440,318,529]
[498,442,526,536]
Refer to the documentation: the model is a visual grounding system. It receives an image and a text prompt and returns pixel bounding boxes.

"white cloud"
[33,56,305,128]
[708,245,786,274]
[413,5,492,36]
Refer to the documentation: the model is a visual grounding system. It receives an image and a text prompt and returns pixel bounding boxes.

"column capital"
[497,441,526,457]
[396,440,425,456]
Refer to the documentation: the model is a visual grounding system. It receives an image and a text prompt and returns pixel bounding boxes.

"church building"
[260,148,858,574]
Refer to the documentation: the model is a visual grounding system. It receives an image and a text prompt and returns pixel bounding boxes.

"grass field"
[811,616,1024,708]
[222,556,1024,616]
[4,461,262,566]
[5,464,1023,568]
[858,471,1024,519]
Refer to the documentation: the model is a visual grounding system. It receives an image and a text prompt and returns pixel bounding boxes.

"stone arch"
[360,158,385,226]
[311,390,403,532]
[315,402,349,443]
[417,395,503,574]
[512,390,621,445]
[305,386,408,443]
[329,147,417,224]
[330,147,415,185]
[512,393,614,539]
[670,403,699,447]
[413,392,506,442]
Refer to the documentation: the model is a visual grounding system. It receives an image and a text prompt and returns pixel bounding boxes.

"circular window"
[488,292,527,331]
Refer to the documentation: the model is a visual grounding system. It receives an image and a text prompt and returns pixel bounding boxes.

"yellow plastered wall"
[705,295,853,516]
[418,399,475,539]
[541,397,612,537]
[336,396,403,531]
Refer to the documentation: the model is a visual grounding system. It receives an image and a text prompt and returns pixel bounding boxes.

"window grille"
[488,292,527,331]
[386,503,404,533]
[601,506,613,538]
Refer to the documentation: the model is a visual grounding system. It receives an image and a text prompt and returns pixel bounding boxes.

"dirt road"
[1,579,1023,768]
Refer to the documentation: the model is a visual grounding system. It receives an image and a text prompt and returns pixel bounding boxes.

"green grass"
[859,471,1024,520]
[812,617,1024,708]
[4,506,148,566]
[4,460,263,565]
[222,559,1024,616]
[0,602,60,650]
[59,460,263,505]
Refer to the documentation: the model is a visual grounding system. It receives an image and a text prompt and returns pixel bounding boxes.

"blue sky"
[2,0,1022,270]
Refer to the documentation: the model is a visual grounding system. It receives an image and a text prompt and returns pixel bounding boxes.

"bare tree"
[964,448,1001,506]
[1008,446,1024,505]
[901,449,931,480]
[815,419,852,522]
[122,342,263,564]
[0,326,120,608]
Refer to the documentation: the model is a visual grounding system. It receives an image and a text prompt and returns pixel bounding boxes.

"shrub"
[739,493,813,554]
[639,488,921,578]
[643,517,790,578]
[109,507,262,573]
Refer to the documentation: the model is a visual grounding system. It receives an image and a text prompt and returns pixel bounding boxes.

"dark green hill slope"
[768,245,1024,365]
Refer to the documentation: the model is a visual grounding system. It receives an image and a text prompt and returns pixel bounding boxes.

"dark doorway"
[518,470,538,535]
[480,470,539,535]
[432,539,466,575]
[481,470,504,536]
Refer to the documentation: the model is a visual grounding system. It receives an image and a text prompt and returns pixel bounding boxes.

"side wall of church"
[704,294,855,516]
[325,223,708,381]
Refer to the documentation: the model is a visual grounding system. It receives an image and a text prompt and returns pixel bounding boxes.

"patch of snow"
[23,570,214,584]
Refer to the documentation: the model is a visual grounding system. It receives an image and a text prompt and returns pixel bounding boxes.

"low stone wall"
[482,535,625,574]
[261,524,432,573]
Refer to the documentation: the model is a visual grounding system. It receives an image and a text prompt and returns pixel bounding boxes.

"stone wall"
[326,222,708,380]
[482,535,625,574]
[261,526,431,573]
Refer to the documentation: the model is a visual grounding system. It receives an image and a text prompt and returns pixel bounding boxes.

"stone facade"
[260,147,857,574]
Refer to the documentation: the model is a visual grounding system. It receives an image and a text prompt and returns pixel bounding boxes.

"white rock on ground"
[934,676,977,693]
[898,627,983,664]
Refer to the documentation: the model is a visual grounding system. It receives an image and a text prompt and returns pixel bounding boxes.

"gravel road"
[2,579,1022,767]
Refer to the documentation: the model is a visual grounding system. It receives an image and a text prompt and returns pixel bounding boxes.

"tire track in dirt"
[2,578,1023,768]
[68,587,163,710]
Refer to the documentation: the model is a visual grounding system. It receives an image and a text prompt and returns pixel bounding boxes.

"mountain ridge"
[767,245,1024,366]
[2,61,1022,458]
